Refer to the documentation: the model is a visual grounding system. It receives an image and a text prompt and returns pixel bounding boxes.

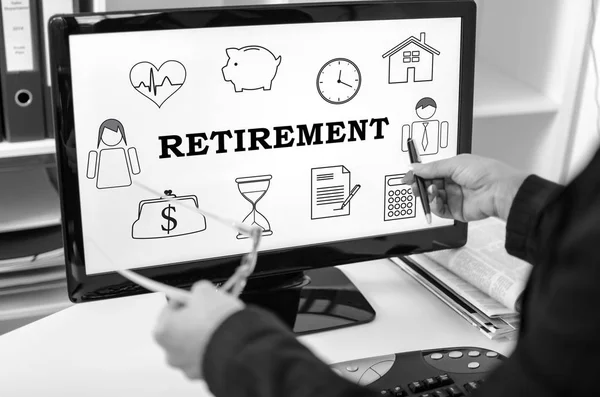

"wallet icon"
[131,190,207,239]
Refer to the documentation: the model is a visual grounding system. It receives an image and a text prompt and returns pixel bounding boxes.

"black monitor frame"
[49,0,476,303]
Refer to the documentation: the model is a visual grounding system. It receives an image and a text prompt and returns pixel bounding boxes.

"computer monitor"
[49,0,475,333]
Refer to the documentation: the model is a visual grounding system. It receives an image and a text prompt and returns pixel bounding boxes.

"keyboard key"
[446,386,464,397]
[464,381,479,393]
[468,350,480,357]
[486,351,498,358]
[448,351,463,359]
[430,353,443,360]
[467,362,480,369]
[409,381,426,393]
[346,366,359,372]
[424,377,440,389]
[380,390,393,397]
[392,386,407,397]
[433,391,449,397]
[437,374,453,386]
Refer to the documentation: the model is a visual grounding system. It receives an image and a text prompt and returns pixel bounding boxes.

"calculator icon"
[384,174,416,221]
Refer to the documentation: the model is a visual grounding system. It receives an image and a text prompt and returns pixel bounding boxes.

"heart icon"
[129,60,186,108]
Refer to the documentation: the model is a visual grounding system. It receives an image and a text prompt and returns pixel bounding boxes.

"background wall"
[566,2,600,181]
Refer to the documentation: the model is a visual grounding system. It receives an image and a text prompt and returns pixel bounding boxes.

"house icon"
[382,32,440,84]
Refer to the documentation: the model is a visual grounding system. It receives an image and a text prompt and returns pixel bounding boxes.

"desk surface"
[0,259,516,396]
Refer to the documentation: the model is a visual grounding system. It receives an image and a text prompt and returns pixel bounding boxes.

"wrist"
[493,172,528,221]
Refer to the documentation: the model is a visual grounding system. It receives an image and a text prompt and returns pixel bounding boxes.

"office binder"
[0,0,46,142]
[0,66,4,142]
[37,0,76,138]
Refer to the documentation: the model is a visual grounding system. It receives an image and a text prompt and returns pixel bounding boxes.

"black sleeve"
[504,174,564,265]
[204,306,377,397]
[476,153,600,396]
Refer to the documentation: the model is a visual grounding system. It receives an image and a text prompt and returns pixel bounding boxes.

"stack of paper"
[391,218,530,340]
[0,168,70,326]
[0,248,70,323]
[0,168,61,234]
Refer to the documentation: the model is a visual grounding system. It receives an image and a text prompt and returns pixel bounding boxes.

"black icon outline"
[86,118,140,190]
[235,175,273,239]
[129,60,186,108]
[222,46,282,93]
[384,174,416,221]
[382,32,440,84]
[401,97,449,156]
[131,190,207,240]
[316,58,362,105]
[311,165,359,220]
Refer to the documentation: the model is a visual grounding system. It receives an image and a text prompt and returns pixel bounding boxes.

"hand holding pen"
[401,152,528,223]
[405,138,432,224]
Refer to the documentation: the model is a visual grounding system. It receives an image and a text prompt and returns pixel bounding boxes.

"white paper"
[311,165,351,219]
[1,0,34,72]
[0,265,64,290]
[412,217,532,314]
[0,168,61,233]
[410,253,517,318]
[0,248,64,274]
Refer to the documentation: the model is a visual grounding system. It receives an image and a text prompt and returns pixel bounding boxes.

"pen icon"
[340,184,361,210]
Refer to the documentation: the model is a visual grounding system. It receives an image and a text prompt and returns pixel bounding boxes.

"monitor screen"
[50,1,475,301]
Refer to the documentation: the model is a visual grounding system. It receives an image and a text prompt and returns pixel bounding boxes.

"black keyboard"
[330,346,505,396]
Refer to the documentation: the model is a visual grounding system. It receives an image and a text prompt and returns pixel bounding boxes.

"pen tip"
[425,213,432,224]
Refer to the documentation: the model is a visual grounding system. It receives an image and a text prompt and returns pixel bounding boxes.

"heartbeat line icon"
[135,68,183,97]
[130,60,186,108]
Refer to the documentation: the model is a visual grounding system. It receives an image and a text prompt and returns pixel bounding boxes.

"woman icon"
[86,119,141,189]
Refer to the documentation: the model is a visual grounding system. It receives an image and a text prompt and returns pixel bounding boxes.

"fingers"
[191,280,215,294]
[427,185,453,219]
[410,157,463,180]
[153,313,173,352]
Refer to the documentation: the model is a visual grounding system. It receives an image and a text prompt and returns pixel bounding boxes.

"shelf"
[0,169,61,234]
[473,61,559,118]
[0,139,55,159]
[0,283,71,322]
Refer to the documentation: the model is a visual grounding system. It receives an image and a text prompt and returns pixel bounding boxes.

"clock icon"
[316,58,361,105]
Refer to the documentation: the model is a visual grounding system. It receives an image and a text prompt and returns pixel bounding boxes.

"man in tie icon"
[401,97,449,156]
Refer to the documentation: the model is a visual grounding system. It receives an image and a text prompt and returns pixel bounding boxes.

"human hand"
[153,280,244,380]
[401,154,528,222]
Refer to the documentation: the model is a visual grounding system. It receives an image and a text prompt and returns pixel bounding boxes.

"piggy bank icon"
[222,46,282,92]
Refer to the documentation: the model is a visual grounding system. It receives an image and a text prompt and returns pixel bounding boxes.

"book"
[391,217,532,339]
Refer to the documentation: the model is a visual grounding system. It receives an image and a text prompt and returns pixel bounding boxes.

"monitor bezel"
[49,0,476,303]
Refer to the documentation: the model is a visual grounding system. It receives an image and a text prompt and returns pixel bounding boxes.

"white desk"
[0,259,516,396]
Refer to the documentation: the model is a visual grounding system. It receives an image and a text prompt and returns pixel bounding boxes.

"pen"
[340,184,361,209]
[406,138,432,224]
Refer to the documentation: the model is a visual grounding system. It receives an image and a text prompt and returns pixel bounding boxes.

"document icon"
[311,165,359,220]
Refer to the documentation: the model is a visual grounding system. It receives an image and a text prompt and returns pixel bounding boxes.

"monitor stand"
[240,267,376,335]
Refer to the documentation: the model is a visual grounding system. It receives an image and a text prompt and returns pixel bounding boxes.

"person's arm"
[204,306,376,397]
[473,150,600,396]
[504,174,563,265]
[127,147,141,175]
[86,150,98,179]
[440,121,449,148]
[401,124,411,152]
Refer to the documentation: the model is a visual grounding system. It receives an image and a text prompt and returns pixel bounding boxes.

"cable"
[589,0,600,137]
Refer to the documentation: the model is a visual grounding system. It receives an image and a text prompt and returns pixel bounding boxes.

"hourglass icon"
[235,175,273,239]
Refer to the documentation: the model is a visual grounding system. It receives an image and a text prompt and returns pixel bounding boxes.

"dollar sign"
[161,205,178,234]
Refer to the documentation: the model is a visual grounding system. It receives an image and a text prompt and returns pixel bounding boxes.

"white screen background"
[68,17,462,275]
